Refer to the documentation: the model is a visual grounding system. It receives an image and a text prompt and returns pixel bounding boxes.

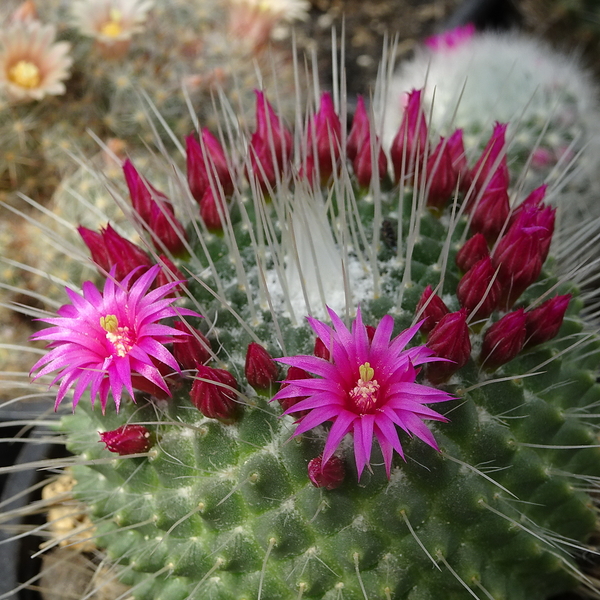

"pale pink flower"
[0,20,72,102]
[30,265,200,412]
[273,307,453,479]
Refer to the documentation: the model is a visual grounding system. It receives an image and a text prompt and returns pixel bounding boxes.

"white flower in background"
[228,0,310,50]
[72,0,154,46]
[0,20,72,103]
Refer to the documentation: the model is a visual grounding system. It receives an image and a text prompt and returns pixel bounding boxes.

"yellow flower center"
[100,314,134,357]
[350,362,380,413]
[8,60,41,89]
[100,8,124,38]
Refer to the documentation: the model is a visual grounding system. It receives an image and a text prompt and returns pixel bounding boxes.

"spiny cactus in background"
[6,67,600,599]
[382,25,600,216]
[0,0,306,201]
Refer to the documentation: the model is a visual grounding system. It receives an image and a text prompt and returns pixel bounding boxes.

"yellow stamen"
[8,60,41,89]
[359,362,374,382]
[100,314,119,333]
[100,10,124,38]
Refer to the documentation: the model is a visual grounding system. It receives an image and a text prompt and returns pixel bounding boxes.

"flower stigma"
[350,362,380,413]
[100,314,134,357]
[8,60,41,89]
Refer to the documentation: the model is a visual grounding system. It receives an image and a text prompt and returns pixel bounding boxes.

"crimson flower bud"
[509,184,548,228]
[173,321,211,370]
[314,337,331,361]
[525,294,571,349]
[470,122,510,196]
[469,171,510,243]
[416,285,450,335]
[308,455,345,490]
[186,129,233,204]
[248,90,293,190]
[347,95,369,161]
[102,224,152,281]
[446,128,471,193]
[455,233,489,273]
[245,342,278,389]
[100,425,154,455]
[123,159,168,224]
[365,325,376,342]
[78,226,110,272]
[390,88,428,183]
[307,91,342,181]
[492,208,551,309]
[191,365,239,423]
[155,255,186,294]
[425,309,471,384]
[200,187,228,231]
[149,201,188,256]
[353,138,388,188]
[426,136,457,210]
[480,309,527,370]
[278,366,311,414]
[457,257,501,320]
[131,357,174,399]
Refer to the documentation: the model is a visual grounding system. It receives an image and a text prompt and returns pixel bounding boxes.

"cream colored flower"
[72,0,154,45]
[0,20,72,103]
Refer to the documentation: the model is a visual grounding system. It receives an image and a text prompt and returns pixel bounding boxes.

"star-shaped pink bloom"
[31,265,200,412]
[273,307,453,479]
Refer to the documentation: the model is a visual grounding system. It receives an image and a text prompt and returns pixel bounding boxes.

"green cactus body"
[52,113,600,598]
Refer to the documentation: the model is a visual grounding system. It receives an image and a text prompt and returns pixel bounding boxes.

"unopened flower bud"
[200,187,228,231]
[191,365,239,423]
[525,295,571,349]
[469,171,510,243]
[457,257,501,320]
[480,309,527,370]
[416,285,450,335]
[248,90,293,190]
[347,95,369,161]
[173,321,211,370]
[78,226,110,272]
[509,184,548,228]
[100,425,154,455]
[426,309,471,384]
[123,160,168,224]
[102,224,152,281]
[353,138,388,188]
[456,233,489,273]
[149,201,188,256]
[426,137,457,210]
[308,454,345,490]
[186,129,234,204]
[424,23,475,51]
[390,89,428,183]
[446,128,471,193]
[470,122,510,196]
[307,91,342,181]
[314,337,331,361]
[245,342,278,389]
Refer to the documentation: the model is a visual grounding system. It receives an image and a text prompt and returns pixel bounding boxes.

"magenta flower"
[273,307,453,479]
[30,265,200,412]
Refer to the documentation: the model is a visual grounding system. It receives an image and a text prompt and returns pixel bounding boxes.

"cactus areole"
[32,88,600,600]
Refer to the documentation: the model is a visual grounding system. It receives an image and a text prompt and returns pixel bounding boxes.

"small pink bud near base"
[525,295,571,349]
[191,365,239,423]
[425,309,471,384]
[308,455,345,490]
[100,425,154,455]
[456,233,489,273]
[457,257,501,320]
[480,309,527,370]
[245,342,278,389]
[416,285,449,335]
[173,321,211,370]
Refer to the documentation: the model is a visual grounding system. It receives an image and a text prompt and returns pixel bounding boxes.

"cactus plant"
[6,75,600,600]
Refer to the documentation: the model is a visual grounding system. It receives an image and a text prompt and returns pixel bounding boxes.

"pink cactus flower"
[30,265,200,412]
[273,307,453,479]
